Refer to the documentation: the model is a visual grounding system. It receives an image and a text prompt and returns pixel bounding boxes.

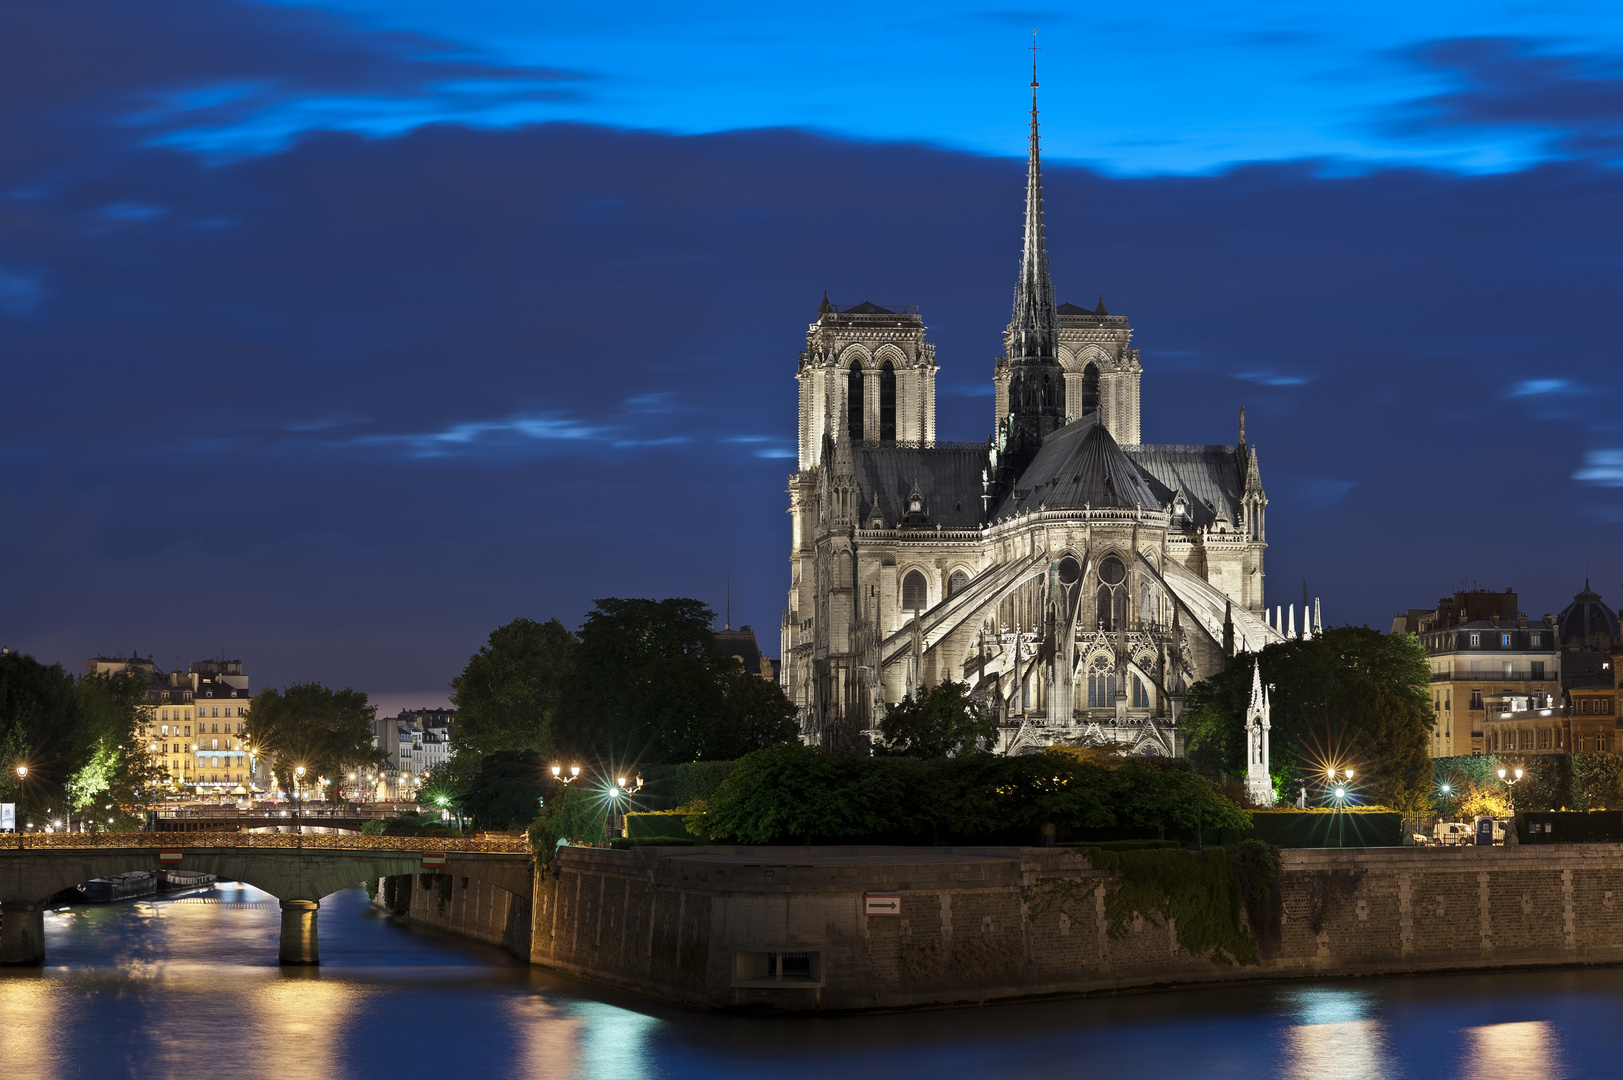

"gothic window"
[1086,656,1116,709]
[902,570,928,612]
[1082,362,1100,416]
[880,360,896,441]
[1132,675,1149,708]
[847,362,864,439]
[948,570,969,597]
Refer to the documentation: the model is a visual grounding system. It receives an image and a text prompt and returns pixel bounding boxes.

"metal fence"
[10,832,530,854]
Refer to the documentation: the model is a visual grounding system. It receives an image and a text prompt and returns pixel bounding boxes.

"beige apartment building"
[1403,590,1560,757]
[90,656,254,794]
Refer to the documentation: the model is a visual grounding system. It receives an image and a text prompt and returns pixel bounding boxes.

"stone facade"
[527,844,1623,1012]
[781,85,1281,757]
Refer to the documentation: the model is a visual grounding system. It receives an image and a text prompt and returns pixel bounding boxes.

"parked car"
[1433,821,1474,846]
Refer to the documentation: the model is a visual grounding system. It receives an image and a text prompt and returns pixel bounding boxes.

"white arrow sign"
[864,893,902,916]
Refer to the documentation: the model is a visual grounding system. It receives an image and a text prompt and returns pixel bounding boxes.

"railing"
[1430,671,1556,683]
[9,832,530,854]
[152,807,396,820]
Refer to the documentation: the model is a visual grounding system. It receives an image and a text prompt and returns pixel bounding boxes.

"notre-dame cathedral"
[780,75,1295,757]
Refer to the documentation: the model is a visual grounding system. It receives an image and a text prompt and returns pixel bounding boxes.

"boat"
[76,872,158,903]
[158,869,217,891]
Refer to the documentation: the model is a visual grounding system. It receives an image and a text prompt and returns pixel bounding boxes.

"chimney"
[1490,614,1500,628]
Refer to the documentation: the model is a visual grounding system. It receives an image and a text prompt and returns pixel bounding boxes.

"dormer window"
[1470,633,1480,647]
[909,493,922,514]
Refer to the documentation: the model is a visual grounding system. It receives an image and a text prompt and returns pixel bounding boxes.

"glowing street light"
[552,765,581,785]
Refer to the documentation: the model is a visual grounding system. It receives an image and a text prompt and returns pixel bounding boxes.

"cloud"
[1388,38,1623,160]
[1508,378,1577,396]
[1286,478,1358,509]
[1574,450,1623,487]
[1233,372,1313,387]
[0,268,44,316]
[353,414,604,458]
[6,3,1623,690]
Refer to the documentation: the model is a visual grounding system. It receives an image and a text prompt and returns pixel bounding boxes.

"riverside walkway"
[0,832,532,966]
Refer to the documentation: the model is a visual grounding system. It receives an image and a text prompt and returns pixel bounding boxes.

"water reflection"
[4,886,1623,1080]
[0,975,61,1080]
[1462,1021,1565,1080]
[249,975,358,1080]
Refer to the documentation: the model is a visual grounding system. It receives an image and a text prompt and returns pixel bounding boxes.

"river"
[2,882,1620,1079]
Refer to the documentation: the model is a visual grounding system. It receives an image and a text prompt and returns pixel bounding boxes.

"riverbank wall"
[375,873,532,958]
[524,843,1623,1011]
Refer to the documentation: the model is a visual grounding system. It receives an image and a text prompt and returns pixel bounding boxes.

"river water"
[2,882,1621,1079]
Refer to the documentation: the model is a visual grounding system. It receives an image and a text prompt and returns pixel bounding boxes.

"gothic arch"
[873,343,907,366]
[900,567,930,612]
[837,343,874,367]
[1081,362,1101,418]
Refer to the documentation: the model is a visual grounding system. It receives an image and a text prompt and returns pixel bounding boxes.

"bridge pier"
[278,899,320,965]
[0,901,46,966]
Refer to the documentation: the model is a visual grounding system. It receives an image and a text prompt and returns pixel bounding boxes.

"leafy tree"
[460,750,551,831]
[451,618,577,759]
[75,672,166,828]
[1574,753,1623,810]
[0,652,84,820]
[528,783,608,859]
[878,680,995,757]
[1184,626,1433,798]
[694,744,1247,845]
[563,597,798,764]
[244,683,380,802]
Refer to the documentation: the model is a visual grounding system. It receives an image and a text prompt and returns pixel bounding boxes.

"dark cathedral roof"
[1125,444,1245,531]
[1557,583,1620,644]
[851,444,986,529]
[992,415,1161,519]
[843,300,894,314]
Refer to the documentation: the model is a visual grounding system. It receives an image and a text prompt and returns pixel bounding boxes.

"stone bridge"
[0,833,531,967]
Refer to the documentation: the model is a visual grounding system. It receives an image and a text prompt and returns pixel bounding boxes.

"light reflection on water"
[4,885,1622,1079]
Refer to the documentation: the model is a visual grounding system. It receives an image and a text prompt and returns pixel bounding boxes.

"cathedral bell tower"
[988,54,1067,508]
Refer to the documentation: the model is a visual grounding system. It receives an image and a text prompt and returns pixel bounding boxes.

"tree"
[878,680,995,757]
[460,750,552,831]
[75,672,166,829]
[244,683,380,801]
[450,618,576,759]
[1184,626,1433,798]
[563,597,799,764]
[0,652,91,824]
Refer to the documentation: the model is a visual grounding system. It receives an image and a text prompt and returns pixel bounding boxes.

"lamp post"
[13,765,26,848]
[1498,766,1524,819]
[551,765,581,785]
[293,766,306,834]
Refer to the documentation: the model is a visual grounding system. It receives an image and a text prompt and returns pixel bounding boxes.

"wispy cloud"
[0,267,44,316]
[355,413,602,458]
[1574,449,1623,486]
[1233,371,1313,387]
[1508,377,1578,396]
[285,413,369,433]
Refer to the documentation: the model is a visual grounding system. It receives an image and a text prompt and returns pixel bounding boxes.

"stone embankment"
[518,843,1623,1011]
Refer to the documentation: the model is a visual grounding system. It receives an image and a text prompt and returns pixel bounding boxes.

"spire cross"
[1031,30,1040,89]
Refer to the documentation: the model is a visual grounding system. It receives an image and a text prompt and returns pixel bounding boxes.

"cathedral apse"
[781,70,1296,758]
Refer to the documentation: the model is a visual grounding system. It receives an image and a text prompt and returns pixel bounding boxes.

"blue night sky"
[3,0,1623,697]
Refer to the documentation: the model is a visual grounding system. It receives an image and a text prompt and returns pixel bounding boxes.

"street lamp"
[1497,767,1524,820]
[13,766,28,848]
[294,766,306,834]
[551,765,581,785]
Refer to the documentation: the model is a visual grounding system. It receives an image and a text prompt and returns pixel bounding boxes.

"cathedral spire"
[1009,33,1059,369]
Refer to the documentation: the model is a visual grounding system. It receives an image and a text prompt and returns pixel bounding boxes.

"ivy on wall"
[1030,843,1280,966]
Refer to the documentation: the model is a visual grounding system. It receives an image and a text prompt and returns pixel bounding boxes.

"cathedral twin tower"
[783,75,1282,757]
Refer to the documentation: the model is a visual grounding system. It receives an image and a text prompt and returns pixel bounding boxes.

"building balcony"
[1430,672,1557,683]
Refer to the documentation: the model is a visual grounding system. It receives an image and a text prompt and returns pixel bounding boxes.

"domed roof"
[1557,582,1620,645]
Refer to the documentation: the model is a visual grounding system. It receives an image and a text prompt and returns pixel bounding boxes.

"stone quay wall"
[525,844,1623,1011]
[378,873,532,958]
